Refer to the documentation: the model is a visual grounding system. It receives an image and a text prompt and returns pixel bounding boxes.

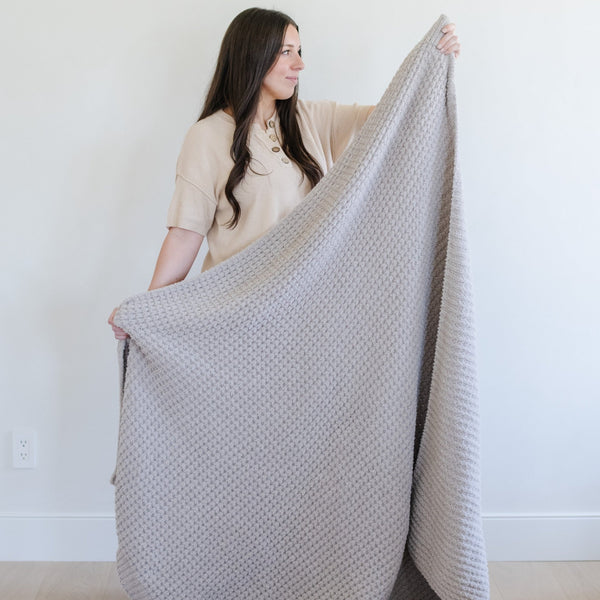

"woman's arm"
[147,226,204,290]
[108,227,204,339]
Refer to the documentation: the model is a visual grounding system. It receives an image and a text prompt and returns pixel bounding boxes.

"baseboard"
[483,514,600,561]
[1,513,599,562]
[0,514,117,561]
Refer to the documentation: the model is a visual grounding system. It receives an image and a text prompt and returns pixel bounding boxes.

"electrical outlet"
[12,429,37,469]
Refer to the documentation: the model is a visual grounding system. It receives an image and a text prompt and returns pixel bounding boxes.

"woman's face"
[260,25,304,105]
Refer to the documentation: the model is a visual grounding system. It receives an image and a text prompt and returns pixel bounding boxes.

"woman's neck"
[253,97,276,128]
[223,99,276,129]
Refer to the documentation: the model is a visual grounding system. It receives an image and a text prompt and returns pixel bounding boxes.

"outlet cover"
[12,429,37,469]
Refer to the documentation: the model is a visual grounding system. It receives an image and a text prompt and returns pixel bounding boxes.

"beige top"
[166,99,372,271]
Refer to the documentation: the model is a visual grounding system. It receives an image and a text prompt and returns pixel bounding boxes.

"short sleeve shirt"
[166,99,371,271]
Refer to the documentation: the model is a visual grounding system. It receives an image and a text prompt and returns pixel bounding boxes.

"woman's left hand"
[437,23,460,58]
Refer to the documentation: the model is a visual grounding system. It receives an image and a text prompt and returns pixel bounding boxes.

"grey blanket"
[112,15,489,600]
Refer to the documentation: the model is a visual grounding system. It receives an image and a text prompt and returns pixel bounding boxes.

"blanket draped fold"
[112,15,489,600]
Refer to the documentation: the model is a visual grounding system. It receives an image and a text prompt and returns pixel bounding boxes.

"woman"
[109,8,460,339]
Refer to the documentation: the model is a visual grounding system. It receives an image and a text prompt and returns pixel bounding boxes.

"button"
[269,134,278,142]
[281,157,290,164]
[268,120,275,128]
[271,147,280,152]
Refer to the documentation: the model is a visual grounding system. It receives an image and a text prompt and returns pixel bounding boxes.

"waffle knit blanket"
[112,15,489,600]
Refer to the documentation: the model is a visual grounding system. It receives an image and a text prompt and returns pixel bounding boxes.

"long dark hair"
[199,7,323,228]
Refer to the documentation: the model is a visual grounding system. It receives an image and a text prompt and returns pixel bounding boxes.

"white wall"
[1,0,598,561]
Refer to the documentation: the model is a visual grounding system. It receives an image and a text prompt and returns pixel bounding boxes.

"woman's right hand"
[108,307,129,340]
[107,227,203,341]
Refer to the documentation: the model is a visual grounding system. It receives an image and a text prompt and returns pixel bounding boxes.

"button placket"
[265,118,290,166]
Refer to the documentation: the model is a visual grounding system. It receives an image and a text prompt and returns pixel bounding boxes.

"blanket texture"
[112,15,489,600]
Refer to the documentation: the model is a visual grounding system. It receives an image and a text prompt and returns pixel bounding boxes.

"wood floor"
[1,561,599,599]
